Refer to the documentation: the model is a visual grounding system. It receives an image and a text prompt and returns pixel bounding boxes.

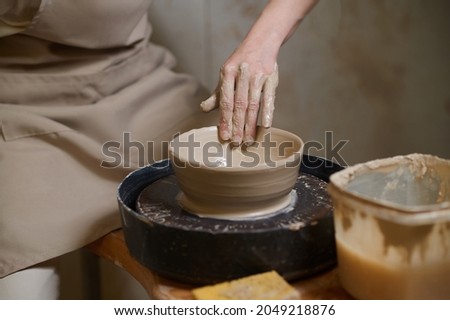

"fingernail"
[231,137,242,147]
[221,131,231,141]
[244,137,255,146]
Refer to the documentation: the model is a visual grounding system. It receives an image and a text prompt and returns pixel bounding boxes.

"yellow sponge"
[192,271,299,300]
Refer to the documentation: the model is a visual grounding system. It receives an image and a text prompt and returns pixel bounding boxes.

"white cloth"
[0,262,59,299]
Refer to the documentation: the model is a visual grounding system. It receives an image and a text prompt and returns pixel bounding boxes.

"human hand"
[200,57,279,146]
[200,0,317,146]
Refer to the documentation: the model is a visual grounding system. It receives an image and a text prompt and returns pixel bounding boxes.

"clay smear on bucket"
[343,154,450,210]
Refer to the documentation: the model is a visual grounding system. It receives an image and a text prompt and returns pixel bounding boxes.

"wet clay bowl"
[168,126,304,219]
[328,153,450,299]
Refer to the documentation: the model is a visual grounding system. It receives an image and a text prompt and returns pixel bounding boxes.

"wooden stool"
[86,229,351,299]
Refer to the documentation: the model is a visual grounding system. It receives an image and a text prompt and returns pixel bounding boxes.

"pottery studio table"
[87,229,351,299]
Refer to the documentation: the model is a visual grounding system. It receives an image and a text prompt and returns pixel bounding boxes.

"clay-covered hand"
[200,56,279,146]
[200,0,318,146]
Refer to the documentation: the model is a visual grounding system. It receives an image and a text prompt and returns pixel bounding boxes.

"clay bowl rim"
[168,126,304,173]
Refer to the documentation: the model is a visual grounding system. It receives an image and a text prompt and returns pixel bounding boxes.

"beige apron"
[0,0,216,277]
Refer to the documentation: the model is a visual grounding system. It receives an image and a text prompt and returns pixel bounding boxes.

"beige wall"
[149,0,450,165]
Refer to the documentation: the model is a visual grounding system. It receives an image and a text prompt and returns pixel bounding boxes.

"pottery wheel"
[132,170,336,285]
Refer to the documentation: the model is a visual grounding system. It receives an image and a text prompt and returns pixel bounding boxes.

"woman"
[0,0,316,298]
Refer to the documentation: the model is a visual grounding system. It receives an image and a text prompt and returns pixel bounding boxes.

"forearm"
[240,0,318,58]
[201,0,318,144]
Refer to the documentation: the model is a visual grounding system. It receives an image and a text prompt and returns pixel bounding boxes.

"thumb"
[200,92,218,112]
